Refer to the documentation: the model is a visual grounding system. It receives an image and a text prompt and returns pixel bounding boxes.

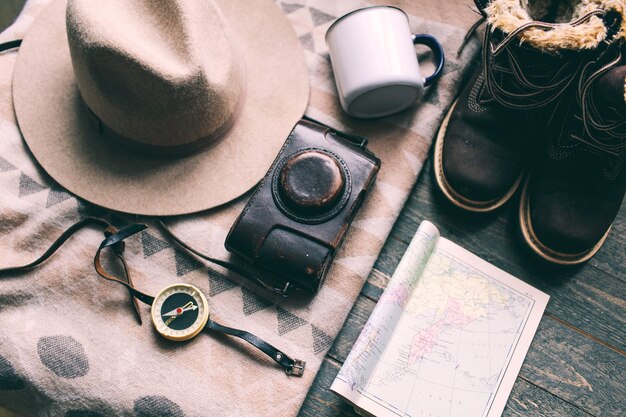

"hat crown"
[66,0,244,148]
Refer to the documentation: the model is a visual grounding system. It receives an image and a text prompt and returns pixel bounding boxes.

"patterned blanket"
[0,0,478,416]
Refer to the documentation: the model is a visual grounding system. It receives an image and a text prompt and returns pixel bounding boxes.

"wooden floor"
[299,157,626,417]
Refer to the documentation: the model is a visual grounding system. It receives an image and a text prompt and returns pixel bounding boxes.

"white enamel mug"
[326,6,445,118]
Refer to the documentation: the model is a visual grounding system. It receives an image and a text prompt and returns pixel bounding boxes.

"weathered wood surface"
[373,163,626,352]
[0,2,624,417]
[299,159,626,417]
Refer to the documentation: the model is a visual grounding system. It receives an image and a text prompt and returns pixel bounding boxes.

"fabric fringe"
[486,0,626,51]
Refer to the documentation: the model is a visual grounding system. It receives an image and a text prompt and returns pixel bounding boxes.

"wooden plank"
[327,295,374,363]
[298,357,594,417]
[371,235,412,281]
[588,211,626,282]
[521,316,626,417]
[360,269,389,301]
[298,358,359,417]
[326,290,626,416]
[503,379,591,417]
[370,159,626,351]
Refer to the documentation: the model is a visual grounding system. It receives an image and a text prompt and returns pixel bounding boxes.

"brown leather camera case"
[225,119,380,295]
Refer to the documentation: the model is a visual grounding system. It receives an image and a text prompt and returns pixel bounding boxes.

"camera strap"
[158,220,291,297]
[0,218,305,376]
[0,217,146,322]
[0,217,281,309]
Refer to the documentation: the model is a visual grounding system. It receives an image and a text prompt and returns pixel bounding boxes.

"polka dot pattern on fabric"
[134,396,184,417]
[37,335,89,378]
[0,354,25,390]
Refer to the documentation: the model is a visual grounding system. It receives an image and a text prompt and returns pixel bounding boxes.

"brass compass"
[151,283,209,341]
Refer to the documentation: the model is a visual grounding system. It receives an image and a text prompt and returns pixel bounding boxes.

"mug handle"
[412,34,445,87]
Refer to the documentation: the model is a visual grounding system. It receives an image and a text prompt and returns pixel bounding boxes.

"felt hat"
[12,0,309,215]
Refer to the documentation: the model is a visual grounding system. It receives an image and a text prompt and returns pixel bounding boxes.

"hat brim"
[12,0,309,216]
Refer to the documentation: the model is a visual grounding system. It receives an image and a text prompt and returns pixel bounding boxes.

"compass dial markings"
[150,284,210,342]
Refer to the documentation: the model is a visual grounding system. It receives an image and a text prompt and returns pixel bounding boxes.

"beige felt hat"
[12,0,309,216]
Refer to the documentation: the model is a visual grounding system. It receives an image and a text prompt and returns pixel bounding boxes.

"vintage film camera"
[225,119,380,296]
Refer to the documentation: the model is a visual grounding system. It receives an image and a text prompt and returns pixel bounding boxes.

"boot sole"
[434,99,524,212]
[518,176,611,265]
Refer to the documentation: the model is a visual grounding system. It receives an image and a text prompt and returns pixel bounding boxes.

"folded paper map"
[331,221,549,417]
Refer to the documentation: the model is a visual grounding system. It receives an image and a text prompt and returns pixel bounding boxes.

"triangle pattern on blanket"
[0,157,16,172]
[141,231,170,258]
[0,0,475,415]
[0,354,25,390]
[309,7,335,26]
[18,173,47,197]
[277,306,308,336]
[174,250,203,276]
[311,325,333,355]
[208,269,238,296]
[46,188,73,208]
[241,287,273,316]
[299,33,314,52]
[280,2,304,14]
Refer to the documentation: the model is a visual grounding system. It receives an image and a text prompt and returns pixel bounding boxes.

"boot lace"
[485,10,607,110]
[459,10,608,111]
[573,45,626,157]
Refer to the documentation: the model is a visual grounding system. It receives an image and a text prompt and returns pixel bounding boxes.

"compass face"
[151,283,210,341]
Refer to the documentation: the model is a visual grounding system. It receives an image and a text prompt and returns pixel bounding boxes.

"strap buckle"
[253,277,291,297]
[286,359,306,377]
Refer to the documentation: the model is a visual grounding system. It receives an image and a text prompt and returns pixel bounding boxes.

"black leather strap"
[158,220,291,297]
[205,319,305,376]
[102,224,306,376]
[0,217,143,323]
[0,39,22,53]
[94,223,156,310]
[0,217,109,272]
[0,218,305,375]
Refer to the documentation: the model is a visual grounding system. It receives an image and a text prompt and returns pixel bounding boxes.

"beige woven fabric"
[0,0,478,416]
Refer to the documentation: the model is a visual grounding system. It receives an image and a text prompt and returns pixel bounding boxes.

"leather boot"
[434,0,624,212]
[520,49,626,264]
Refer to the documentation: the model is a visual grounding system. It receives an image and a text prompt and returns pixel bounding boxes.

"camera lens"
[279,150,345,213]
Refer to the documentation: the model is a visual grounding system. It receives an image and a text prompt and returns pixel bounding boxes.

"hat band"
[82,96,243,159]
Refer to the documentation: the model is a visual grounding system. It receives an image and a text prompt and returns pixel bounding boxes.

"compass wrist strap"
[205,319,305,376]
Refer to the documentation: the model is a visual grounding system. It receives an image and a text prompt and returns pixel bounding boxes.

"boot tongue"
[593,66,626,115]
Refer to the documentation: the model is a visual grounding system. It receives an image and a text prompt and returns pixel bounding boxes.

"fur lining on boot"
[519,0,559,20]
[486,0,626,51]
